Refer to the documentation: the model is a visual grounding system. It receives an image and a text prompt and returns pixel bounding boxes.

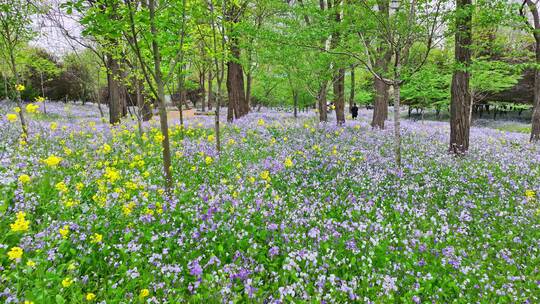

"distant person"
[351,103,359,120]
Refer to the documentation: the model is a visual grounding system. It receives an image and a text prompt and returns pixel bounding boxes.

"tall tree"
[0,0,35,136]
[520,0,540,142]
[449,0,472,153]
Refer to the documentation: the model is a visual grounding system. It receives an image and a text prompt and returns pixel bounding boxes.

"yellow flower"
[139,289,150,299]
[205,156,213,165]
[61,277,73,288]
[6,113,17,122]
[284,157,293,168]
[35,96,45,102]
[525,190,536,201]
[260,170,270,181]
[123,202,136,215]
[50,122,58,131]
[43,155,62,167]
[15,84,25,91]
[24,301,34,304]
[14,106,21,113]
[154,133,165,143]
[18,174,31,184]
[64,147,72,156]
[257,119,265,126]
[90,233,103,244]
[86,293,96,301]
[207,134,215,142]
[26,260,36,267]
[25,103,39,114]
[55,181,68,193]
[59,225,70,239]
[68,263,77,271]
[227,138,236,145]
[101,143,112,154]
[104,167,120,183]
[7,246,23,260]
[10,211,30,232]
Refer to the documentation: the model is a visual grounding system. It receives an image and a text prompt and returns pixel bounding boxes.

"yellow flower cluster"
[6,113,17,122]
[104,167,121,183]
[62,277,73,287]
[55,181,69,193]
[35,96,45,102]
[26,103,39,114]
[123,202,136,215]
[90,233,103,243]
[43,155,62,167]
[86,293,96,301]
[205,156,213,165]
[10,211,30,232]
[8,246,23,260]
[525,190,536,201]
[59,225,70,239]
[284,157,293,168]
[260,170,270,181]
[15,84,25,91]
[18,174,31,184]
[139,289,150,299]
[258,119,265,126]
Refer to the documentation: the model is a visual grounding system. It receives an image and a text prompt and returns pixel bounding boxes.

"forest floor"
[0,102,539,303]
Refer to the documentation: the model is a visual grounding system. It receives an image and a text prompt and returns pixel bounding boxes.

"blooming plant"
[0,103,539,303]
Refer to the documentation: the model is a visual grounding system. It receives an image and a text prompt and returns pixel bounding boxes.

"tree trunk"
[349,64,355,109]
[226,44,246,121]
[393,81,402,168]
[531,16,540,140]
[200,70,206,112]
[208,69,213,111]
[293,89,298,118]
[107,56,124,125]
[150,0,173,189]
[9,48,27,137]
[372,77,388,128]
[40,71,47,114]
[246,70,252,113]
[334,68,346,125]
[449,0,472,154]
[317,82,328,122]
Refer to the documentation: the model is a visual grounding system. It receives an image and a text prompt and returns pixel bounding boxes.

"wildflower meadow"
[1,103,539,303]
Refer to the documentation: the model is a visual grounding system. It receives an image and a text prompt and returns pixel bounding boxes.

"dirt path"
[166,108,195,122]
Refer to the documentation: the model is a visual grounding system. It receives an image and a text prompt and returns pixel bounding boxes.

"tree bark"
[449,0,472,154]
[317,81,328,122]
[208,68,213,110]
[226,43,245,122]
[349,64,355,109]
[525,0,540,141]
[106,56,125,125]
[334,68,346,125]
[149,0,173,189]
[246,70,252,113]
[371,0,391,128]
[293,89,298,118]
[393,81,402,168]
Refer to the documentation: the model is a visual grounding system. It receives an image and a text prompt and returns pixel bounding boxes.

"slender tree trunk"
[393,80,402,168]
[9,48,27,137]
[449,0,472,154]
[349,64,355,109]
[208,69,213,111]
[293,89,298,118]
[3,72,7,101]
[107,56,124,125]
[40,71,47,114]
[246,70,252,112]
[150,0,173,189]
[334,68,346,125]
[200,71,206,112]
[317,82,328,122]
[531,23,540,140]
[135,80,144,138]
